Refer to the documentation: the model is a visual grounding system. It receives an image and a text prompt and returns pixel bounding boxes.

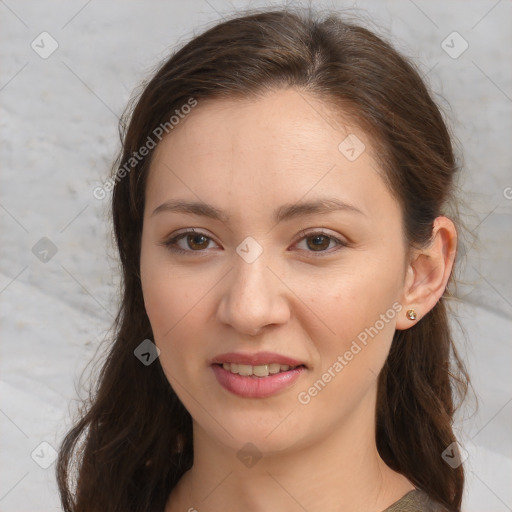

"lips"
[210,352,307,398]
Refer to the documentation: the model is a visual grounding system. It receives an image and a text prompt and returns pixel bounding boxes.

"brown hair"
[57,7,472,512]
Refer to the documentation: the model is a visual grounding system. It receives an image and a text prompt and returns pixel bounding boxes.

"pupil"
[308,235,329,251]
[188,234,208,249]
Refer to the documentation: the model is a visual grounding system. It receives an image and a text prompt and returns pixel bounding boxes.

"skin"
[139,88,457,512]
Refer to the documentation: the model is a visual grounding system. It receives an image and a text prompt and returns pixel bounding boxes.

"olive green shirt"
[383,489,451,512]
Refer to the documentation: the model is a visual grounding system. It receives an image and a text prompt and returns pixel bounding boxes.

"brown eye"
[294,230,346,255]
[186,233,210,250]
[306,234,331,251]
[163,229,219,254]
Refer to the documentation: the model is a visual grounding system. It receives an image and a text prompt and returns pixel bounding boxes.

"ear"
[395,216,457,330]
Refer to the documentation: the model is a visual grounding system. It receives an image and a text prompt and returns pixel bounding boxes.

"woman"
[57,7,471,512]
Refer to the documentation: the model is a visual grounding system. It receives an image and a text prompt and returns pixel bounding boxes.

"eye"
[162,229,220,254]
[162,228,347,256]
[293,229,346,255]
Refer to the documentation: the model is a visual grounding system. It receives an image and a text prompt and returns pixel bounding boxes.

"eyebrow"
[151,197,366,223]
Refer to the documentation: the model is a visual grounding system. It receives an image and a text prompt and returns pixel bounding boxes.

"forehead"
[151,89,363,169]
[145,88,398,224]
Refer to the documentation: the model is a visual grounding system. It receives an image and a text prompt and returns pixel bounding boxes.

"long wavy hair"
[57,7,472,512]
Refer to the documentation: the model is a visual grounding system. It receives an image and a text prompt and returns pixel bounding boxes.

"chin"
[194,406,309,456]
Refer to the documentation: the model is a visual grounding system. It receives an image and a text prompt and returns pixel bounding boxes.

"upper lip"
[211,352,306,367]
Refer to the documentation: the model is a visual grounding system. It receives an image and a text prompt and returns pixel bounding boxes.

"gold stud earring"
[406,309,417,321]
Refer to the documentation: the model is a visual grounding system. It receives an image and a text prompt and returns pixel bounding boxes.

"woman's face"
[140,88,410,454]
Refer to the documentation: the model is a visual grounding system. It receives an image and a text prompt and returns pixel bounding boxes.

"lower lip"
[211,364,306,398]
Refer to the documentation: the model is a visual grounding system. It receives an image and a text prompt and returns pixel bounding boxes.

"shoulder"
[382,489,454,512]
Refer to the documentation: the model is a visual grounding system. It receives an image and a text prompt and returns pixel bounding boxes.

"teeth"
[253,364,269,377]
[269,363,281,374]
[238,364,252,376]
[220,362,299,377]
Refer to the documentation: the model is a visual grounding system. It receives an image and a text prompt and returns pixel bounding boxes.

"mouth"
[210,352,307,399]
[210,353,307,398]
[214,362,306,378]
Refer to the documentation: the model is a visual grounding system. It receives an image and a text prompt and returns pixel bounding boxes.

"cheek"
[142,273,209,351]
[141,270,206,394]
[295,275,399,421]
[140,243,204,357]
[140,252,233,404]
[295,265,400,368]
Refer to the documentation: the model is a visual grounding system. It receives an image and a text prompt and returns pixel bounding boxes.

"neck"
[167,389,415,512]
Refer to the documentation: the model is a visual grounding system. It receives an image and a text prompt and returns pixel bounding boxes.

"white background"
[0,1,511,511]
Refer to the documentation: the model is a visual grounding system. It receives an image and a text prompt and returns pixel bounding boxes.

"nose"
[216,253,291,336]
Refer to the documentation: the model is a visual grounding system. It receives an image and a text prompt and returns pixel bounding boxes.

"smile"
[219,362,301,377]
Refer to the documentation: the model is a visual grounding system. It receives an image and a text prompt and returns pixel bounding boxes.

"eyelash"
[162,228,347,257]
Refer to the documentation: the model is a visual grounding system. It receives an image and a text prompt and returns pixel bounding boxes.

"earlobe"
[396,216,457,330]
